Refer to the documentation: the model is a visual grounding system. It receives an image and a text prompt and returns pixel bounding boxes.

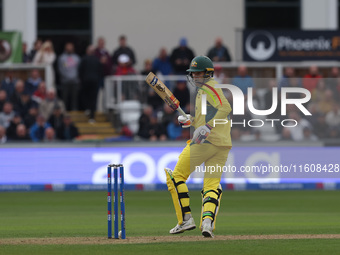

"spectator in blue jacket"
[25,69,42,95]
[1,70,16,98]
[29,115,51,142]
[167,116,183,140]
[153,48,173,75]
[231,65,255,95]
[207,37,231,62]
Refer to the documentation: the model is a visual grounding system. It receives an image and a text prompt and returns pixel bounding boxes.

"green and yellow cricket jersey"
[193,78,232,147]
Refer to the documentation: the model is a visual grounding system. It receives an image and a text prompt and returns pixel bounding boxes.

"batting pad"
[165,168,191,225]
[200,184,222,231]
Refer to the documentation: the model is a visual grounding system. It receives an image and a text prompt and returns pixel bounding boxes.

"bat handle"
[177,107,188,119]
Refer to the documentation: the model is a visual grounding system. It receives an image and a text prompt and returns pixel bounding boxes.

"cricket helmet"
[187,56,214,74]
[187,56,214,87]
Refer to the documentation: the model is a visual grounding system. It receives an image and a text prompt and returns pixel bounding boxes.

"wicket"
[107,164,126,239]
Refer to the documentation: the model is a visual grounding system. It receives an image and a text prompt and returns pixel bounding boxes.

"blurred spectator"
[311,79,327,102]
[207,37,231,62]
[6,113,23,140]
[0,90,7,111]
[0,125,7,143]
[39,90,65,120]
[326,67,340,100]
[0,102,15,128]
[48,105,64,130]
[231,101,253,135]
[248,87,262,116]
[119,124,133,139]
[264,79,282,133]
[325,103,340,128]
[170,37,195,74]
[313,115,329,139]
[33,40,55,64]
[287,111,312,141]
[173,80,190,110]
[56,115,79,141]
[1,70,16,98]
[305,103,319,127]
[152,48,173,75]
[278,67,301,89]
[137,105,154,139]
[22,42,30,63]
[147,88,164,112]
[24,106,39,129]
[94,37,112,87]
[231,65,255,95]
[78,45,102,122]
[264,79,278,111]
[28,39,42,62]
[160,104,176,131]
[33,40,56,91]
[302,127,318,141]
[25,69,43,95]
[213,65,228,84]
[14,92,37,119]
[13,124,31,141]
[58,42,80,111]
[30,115,51,142]
[115,54,138,100]
[231,128,241,141]
[316,89,335,114]
[140,59,155,103]
[137,105,164,140]
[115,54,137,76]
[112,35,136,67]
[44,127,56,142]
[281,75,304,103]
[302,66,322,92]
[140,59,155,75]
[32,81,47,104]
[10,80,25,106]
[152,48,173,89]
[254,130,262,141]
[167,115,183,140]
[281,128,292,141]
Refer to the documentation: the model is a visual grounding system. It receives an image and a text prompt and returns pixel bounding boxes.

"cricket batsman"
[165,56,232,237]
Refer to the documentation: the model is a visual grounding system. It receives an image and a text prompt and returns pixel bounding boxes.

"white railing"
[104,74,188,110]
[104,61,340,111]
[0,63,50,88]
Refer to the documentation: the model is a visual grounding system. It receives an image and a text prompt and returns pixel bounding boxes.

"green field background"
[1,190,339,254]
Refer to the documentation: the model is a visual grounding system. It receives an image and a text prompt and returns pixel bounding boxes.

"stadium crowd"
[0,35,340,143]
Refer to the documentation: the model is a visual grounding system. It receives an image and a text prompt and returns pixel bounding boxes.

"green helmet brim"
[186,68,205,72]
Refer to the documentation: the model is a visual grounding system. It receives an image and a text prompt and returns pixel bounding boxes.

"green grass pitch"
[0,190,339,254]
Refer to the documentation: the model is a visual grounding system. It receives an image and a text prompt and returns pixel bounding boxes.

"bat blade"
[145,72,187,117]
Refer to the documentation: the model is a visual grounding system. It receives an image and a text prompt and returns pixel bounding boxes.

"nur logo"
[199,84,222,115]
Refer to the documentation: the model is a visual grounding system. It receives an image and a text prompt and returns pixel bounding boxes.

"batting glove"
[178,114,193,128]
[192,124,213,144]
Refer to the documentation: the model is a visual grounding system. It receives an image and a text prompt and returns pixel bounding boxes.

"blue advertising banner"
[243,30,340,61]
[0,147,339,185]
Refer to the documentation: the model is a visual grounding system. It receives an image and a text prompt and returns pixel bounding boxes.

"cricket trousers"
[171,140,231,229]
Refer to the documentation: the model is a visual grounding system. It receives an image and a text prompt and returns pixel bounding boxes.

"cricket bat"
[145,72,187,118]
